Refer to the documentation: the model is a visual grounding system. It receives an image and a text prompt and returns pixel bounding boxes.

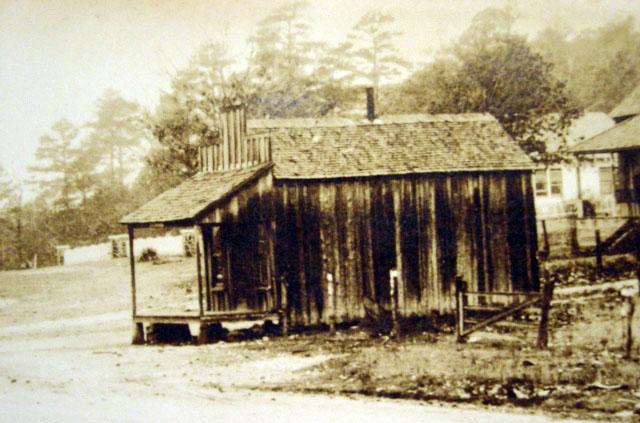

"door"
[206,223,275,313]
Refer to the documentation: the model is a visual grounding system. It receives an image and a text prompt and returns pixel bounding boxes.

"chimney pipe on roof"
[366,87,375,121]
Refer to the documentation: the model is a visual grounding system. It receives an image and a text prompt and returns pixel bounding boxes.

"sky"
[1,0,639,185]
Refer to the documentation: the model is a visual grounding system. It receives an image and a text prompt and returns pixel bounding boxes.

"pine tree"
[343,11,410,104]
[29,119,79,210]
[86,89,144,185]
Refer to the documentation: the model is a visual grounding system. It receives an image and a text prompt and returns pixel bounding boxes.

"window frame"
[534,167,563,197]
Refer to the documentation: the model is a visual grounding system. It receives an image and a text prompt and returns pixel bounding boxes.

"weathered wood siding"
[196,169,538,326]
[617,151,640,216]
[200,172,277,313]
[274,172,539,326]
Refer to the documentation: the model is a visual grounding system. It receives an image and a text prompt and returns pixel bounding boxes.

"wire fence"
[536,216,638,258]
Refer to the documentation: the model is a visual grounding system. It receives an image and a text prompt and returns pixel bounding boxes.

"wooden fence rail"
[455,276,555,348]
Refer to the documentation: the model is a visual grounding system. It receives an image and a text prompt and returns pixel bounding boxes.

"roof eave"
[191,163,273,222]
[273,166,535,181]
[573,145,640,155]
[119,163,274,226]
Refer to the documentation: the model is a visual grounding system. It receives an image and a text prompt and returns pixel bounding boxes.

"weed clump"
[138,248,159,263]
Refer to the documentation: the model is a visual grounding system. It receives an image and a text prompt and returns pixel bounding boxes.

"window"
[549,168,563,195]
[534,168,563,197]
[599,167,614,195]
[534,169,548,196]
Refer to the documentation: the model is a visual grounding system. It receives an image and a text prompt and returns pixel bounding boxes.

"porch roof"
[610,84,640,121]
[121,163,272,226]
[571,114,640,154]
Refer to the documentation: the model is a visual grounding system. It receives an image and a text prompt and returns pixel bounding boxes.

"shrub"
[138,247,158,263]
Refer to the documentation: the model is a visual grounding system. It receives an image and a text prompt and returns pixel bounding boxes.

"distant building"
[535,112,616,218]
[56,230,195,266]
[572,85,640,217]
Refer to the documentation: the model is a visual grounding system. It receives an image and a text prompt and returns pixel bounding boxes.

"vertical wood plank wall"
[200,170,538,327]
[273,171,539,326]
[198,135,271,172]
[200,172,276,312]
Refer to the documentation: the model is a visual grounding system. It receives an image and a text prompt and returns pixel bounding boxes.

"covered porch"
[121,163,286,344]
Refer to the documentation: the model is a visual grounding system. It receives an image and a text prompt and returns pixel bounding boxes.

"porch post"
[129,225,144,345]
[128,225,137,317]
[195,225,204,318]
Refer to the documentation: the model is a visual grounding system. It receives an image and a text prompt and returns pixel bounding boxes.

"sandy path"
[0,264,594,422]
[0,317,594,422]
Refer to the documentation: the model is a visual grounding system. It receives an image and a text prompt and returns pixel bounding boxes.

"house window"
[534,168,562,197]
[549,168,562,195]
[534,170,548,196]
[599,167,614,195]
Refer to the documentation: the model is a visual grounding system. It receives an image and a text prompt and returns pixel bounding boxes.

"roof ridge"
[248,113,497,129]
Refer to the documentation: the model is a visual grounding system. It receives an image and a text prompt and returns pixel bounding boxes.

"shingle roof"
[249,113,533,179]
[121,163,272,225]
[610,85,640,121]
[571,114,640,154]
[124,113,532,225]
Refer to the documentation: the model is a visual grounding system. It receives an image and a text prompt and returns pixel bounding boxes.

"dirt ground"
[0,259,633,422]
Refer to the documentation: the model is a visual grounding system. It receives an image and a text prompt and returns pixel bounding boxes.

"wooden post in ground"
[128,225,142,344]
[537,274,555,349]
[327,273,336,335]
[197,323,210,345]
[595,229,603,278]
[389,269,400,337]
[128,225,137,317]
[621,286,636,359]
[541,220,550,257]
[278,276,288,336]
[624,297,635,359]
[455,277,466,343]
[195,226,208,345]
[195,226,204,318]
[569,218,580,255]
[132,322,144,345]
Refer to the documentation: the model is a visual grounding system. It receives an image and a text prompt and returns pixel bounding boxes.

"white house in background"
[56,229,196,266]
[534,112,617,218]
[108,229,195,259]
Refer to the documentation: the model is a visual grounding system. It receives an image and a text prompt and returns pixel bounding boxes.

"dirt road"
[0,262,592,422]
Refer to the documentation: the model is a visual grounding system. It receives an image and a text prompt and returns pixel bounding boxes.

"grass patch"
[266,292,640,419]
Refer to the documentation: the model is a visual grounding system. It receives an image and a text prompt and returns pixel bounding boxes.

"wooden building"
[122,100,539,342]
[572,85,640,217]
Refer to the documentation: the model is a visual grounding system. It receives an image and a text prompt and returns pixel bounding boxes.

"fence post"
[595,229,603,278]
[624,296,635,359]
[455,277,466,343]
[621,285,637,359]
[537,269,555,349]
[570,217,580,255]
[541,220,550,257]
[327,273,336,335]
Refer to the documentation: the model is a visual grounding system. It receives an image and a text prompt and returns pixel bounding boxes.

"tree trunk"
[118,145,124,185]
[110,145,115,184]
